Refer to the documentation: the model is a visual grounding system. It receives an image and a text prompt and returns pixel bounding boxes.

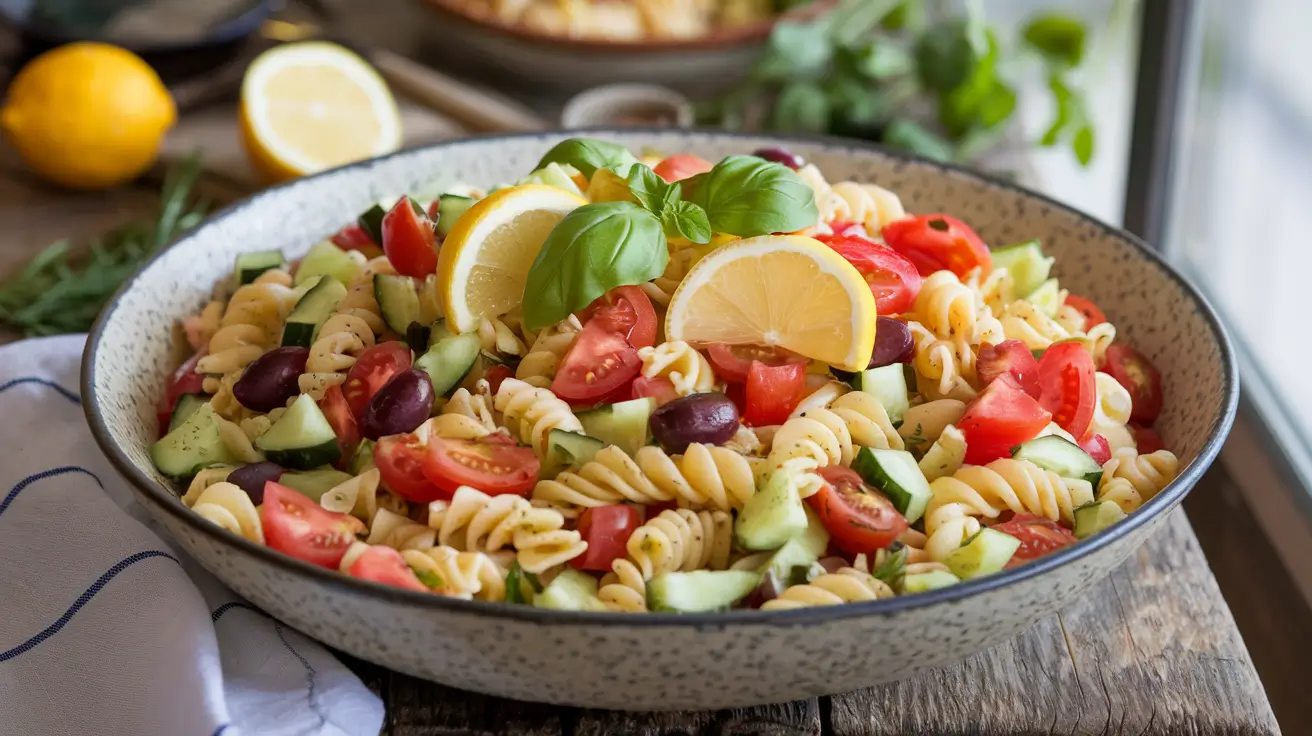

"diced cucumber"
[795,505,831,560]
[436,195,477,237]
[1026,278,1063,317]
[903,570,961,593]
[518,163,584,197]
[504,561,542,605]
[945,528,1021,580]
[647,570,761,613]
[281,276,347,347]
[735,470,807,551]
[990,239,1052,298]
[349,439,376,475]
[375,274,425,335]
[850,364,911,424]
[756,509,829,593]
[532,568,608,611]
[234,250,286,285]
[851,446,932,524]
[279,467,354,502]
[1013,435,1103,487]
[295,240,363,287]
[545,430,605,474]
[168,393,208,433]
[151,403,240,479]
[255,394,342,470]
[414,326,481,396]
[1073,501,1127,539]
[577,398,655,455]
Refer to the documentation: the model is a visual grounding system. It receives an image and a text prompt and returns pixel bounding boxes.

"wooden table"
[0,94,1283,735]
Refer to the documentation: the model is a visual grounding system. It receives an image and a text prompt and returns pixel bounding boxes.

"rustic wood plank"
[383,677,569,736]
[573,699,821,736]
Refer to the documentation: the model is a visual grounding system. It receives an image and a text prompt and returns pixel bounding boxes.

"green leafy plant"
[535,138,640,178]
[683,156,820,236]
[705,0,1095,166]
[0,156,208,337]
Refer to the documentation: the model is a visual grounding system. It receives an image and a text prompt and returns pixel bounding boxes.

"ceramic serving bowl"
[84,129,1237,711]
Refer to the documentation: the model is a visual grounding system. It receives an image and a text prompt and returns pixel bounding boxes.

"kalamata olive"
[751,147,805,170]
[869,317,914,368]
[649,392,739,454]
[360,369,434,440]
[226,462,284,505]
[233,346,309,412]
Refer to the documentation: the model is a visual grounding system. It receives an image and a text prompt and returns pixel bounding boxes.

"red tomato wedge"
[483,364,514,395]
[570,505,641,571]
[319,384,361,461]
[1037,342,1096,439]
[261,482,360,568]
[1078,433,1112,465]
[579,285,658,350]
[653,154,713,183]
[159,348,207,435]
[349,545,428,591]
[552,320,642,404]
[381,197,440,278]
[706,343,806,385]
[989,514,1078,567]
[331,223,376,251]
[744,359,805,427]
[374,432,442,502]
[959,375,1052,465]
[977,339,1041,399]
[815,233,923,315]
[1130,424,1166,454]
[1103,344,1164,424]
[882,214,992,279]
[631,376,680,406]
[344,342,412,421]
[420,433,539,500]
[1063,294,1107,328]
[809,467,908,555]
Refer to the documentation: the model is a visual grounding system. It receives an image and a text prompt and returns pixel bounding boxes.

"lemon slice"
[438,184,587,333]
[239,42,401,182]
[665,235,877,372]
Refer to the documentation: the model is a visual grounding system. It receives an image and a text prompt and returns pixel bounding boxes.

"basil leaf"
[535,137,639,179]
[913,20,977,93]
[686,156,818,237]
[662,201,711,245]
[626,163,669,214]
[1073,124,1095,166]
[522,202,668,330]
[1022,13,1086,68]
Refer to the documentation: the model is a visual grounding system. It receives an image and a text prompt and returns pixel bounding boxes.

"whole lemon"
[1,42,176,190]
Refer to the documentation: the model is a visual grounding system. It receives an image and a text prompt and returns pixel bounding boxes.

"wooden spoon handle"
[369,49,550,133]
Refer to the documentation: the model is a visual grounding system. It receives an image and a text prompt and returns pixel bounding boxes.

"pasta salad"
[440,0,785,43]
[154,139,1179,613]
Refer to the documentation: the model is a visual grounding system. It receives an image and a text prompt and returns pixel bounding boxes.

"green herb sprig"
[0,157,208,337]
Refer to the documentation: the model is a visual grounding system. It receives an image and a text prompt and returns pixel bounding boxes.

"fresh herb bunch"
[705,0,1095,166]
[0,156,207,337]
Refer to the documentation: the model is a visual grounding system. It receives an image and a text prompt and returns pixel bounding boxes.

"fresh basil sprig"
[684,156,818,237]
[535,137,640,179]
[626,164,712,245]
[521,202,668,330]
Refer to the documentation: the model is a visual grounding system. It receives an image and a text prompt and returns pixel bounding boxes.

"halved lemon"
[437,184,587,333]
[664,235,877,372]
[239,42,402,183]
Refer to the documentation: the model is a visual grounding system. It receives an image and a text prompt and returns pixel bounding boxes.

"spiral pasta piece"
[299,313,376,400]
[182,465,235,507]
[1090,371,1136,452]
[427,485,586,573]
[367,507,438,550]
[534,443,758,512]
[598,559,649,612]
[625,508,732,580]
[442,381,499,433]
[761,568,895,610]
[478,315,528,357]
[906,321,977,401]
[183,300,224,351]
[1100,448,1179,503]
[767,389,903,474]
[515,314,582,388]
[190,482,264,544]
[637,341,716,396]
[197,280,296,378]
[963,265,1016,315]
[206,370,248,421]
[320,468,410,524]
[919,424,967,482]
[493,378,583,458]
[797,164,906,234]
[401,546,507,601]
[1097,477,1143,514]
[1000,299,1116,364]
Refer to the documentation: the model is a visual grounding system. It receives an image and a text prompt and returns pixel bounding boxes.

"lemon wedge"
[664,235,877,372]
[437,185,587,333]
[239,42,401,183]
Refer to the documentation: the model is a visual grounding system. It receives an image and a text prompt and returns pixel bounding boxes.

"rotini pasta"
[493,378,584,458]
[515,314,582,388]
[400,546,507,601]
[190,481,264,544]
[762,568,895,609]
[797,164,906,235]
[534,443,758,513]
[766,390,903,476]
[299,312,376,400]
[638,340,717,396]
[1099,448,1179,507]
[427,485,587,573]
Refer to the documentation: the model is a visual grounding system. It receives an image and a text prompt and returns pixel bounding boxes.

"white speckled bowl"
[83,130,1238,711]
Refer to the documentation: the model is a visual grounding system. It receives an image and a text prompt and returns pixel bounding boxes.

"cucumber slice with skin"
[1074,500,1127,539]
[850,364,910,425]
[647,570,761,613]
[851,446,932,523]
[281,276,347,347]
[1026,278,1063,317]
[990,239,1052,298]
[436,195,476,237]
[168,393,208,433]
[414,327,481,396]
[735,470,808,551]
[533,568,608,611]
[375,274,425,335]
[234,250,286,285]
[757,508,830,592]
[279,467,354,502]
[545,429,605,474]
[945,528,1022,579]
[255,394,342,470]
[903,569,961,593]
[294,241,363,287]
[151,403,240,479]
[577,398,655,456]
[1013,435,1103,487]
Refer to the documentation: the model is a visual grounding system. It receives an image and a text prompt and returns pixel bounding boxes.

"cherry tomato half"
[349,545,428,592]
[1103,344,1164,424]
[989,514,1077,567]
[158,348,207,435]
[261,482,361,569]
[815,233,923,315]
[959,374,1052,465]
[570,505,642,571]
[1063,294,1107,328]
[1078,432,1112,465]
[420,433,539,500]
[977,339,1041,399]
[374,432,441,502]
[331,223,377,251]
[809,466,909,555]
[344,342,413,421]
[381,197,439,278]
[319,384,361,462]
[1130,424,1166,454]
[552,320,642,404]
[706,343,807,385]
[882,214,992,279]
[483,364,514,395]
[1037,341,1097,440]
[744,359,805,427]
[653,154,713,183]
[579,285,658,350]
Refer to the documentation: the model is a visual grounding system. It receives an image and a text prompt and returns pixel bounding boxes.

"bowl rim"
[418,0,838,54]
[83,127,1239,627]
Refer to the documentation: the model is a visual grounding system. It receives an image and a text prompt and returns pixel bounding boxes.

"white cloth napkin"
[0,335,385,736]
